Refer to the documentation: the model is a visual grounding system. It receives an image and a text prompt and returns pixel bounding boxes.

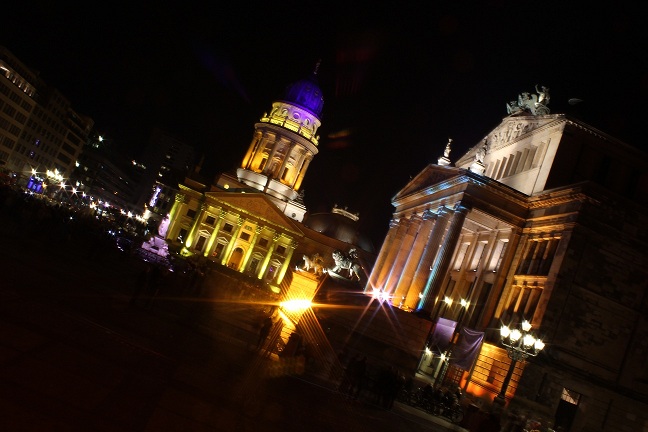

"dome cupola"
[281,63,324,117]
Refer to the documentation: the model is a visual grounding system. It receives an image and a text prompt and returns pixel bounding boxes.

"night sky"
[2,2,647,248]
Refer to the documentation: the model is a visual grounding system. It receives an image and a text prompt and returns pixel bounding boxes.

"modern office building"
[0,46,93,189]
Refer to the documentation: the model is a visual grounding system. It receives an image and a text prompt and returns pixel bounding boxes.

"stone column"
[277,142,296,183]
[258,232,279,280]
[242,131,263,169]
[185,200,207,250]
[221,216,244,266]
[292,155,312,191]
[394,210,436,308]
[384,215,422,302]
[165,193,185,242]
[239,225,263,270]
[409,206,452,303]
[277,240,298,284]
[372,218,411,293]
[204,209,227,257]
[418,204,470,314]
[365,219,400,293]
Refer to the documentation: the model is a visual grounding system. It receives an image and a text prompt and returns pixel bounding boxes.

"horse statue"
[506,85,551,116]
[330,249,362,281]
[301,253,325,277]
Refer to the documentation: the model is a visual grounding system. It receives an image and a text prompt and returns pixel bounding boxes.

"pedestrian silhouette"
[257,316,273,349]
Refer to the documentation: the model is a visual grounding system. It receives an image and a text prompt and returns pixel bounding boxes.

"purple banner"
[450,327,484,370]
[428,318,456,354]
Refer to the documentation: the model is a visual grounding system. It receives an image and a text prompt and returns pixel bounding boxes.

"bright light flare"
[280,299,312,312]
[523,334,536,347]
[500,325,510,338]
[370,288,391,303]
[521,320,532,331]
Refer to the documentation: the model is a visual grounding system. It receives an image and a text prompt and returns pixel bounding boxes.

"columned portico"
[393,210,437,309]
[366,219,400,292]
[384,215,421,301]
[409,206,452,304]
[418,204,470,314]
[372,218,411,292]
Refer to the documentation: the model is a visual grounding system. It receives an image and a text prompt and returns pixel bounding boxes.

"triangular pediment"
[456,114,564,167]
[204,192,303,236]
[486,114,562,151]
[393,164,465,201]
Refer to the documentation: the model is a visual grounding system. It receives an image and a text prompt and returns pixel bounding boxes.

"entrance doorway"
[554,388,580,431]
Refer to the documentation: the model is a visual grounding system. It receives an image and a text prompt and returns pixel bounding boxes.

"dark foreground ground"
[0,195,467,431]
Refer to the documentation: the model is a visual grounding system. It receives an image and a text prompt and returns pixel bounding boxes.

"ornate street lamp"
[495,320,545,404]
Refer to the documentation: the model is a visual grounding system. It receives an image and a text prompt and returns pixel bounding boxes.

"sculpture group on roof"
[330,248,363,281]
[506,84,551,116]
[300,253,325,277]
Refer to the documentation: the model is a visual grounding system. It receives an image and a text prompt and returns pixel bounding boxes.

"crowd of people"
[335,353,406,411]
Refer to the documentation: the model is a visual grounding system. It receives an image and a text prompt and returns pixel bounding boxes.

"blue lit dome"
[282,72,324,117]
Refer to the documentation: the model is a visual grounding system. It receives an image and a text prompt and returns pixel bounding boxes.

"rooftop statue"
[330,248,363,281]
[475,139,487,164]
[444,139,453,158]
[301,253,325,277]
[506,85,550,115]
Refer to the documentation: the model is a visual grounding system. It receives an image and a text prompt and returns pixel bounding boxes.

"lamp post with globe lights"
[494,320,545,405]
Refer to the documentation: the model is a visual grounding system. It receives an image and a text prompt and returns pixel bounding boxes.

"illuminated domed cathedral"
[163,70,648,431]
[164,65,375,287]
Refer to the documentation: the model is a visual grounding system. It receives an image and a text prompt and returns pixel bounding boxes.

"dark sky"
[2,2,647,248]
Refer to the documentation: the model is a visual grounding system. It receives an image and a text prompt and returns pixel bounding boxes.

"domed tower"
[236,63,324,222]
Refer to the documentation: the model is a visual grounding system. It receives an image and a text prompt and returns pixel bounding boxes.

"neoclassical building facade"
[163,67,376,287]
[165,184,303,284]
[365,90,648,431]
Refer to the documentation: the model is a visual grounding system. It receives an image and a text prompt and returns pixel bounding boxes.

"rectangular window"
[258,237,269,248]
[213,243,224,259]
[186,209,196,218]
[469,241,487,271]
[205,215,216,225]
[249,258,260,273]
[266,265,277,281]
[494,240,508,272]
[56,152,72,165]
[240,232,251,241]
[223,223,233,233]
[178,228,188,242]
[195,236,206,251]
[275,245,286,255]
[453,243,470,271]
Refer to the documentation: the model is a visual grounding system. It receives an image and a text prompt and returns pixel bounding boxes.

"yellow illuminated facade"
[366,104,648,431]
[216,68,324,223]
[165,189,302,285]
